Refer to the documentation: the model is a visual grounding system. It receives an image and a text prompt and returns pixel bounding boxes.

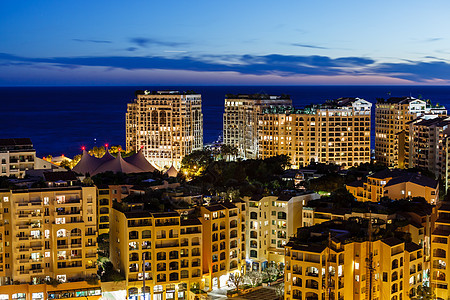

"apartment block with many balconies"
[244,192,320,271]
[199,202,246,290]
[375,96,447,168]
[109,208,203,300]
[0,138,36,178]
[0,186,99,300]
[284,219,425,300]
[259,97,372,168]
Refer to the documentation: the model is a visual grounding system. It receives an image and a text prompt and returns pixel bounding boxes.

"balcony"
[56,210,82,216]
[155,220,179,227]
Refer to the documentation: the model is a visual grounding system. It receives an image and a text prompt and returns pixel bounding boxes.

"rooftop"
[43,171,78,182]
[225,94,291,100]
[0,138,35,152]
[135,90,200,96]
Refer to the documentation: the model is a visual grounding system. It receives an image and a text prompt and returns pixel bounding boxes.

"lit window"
[55,218,65,224]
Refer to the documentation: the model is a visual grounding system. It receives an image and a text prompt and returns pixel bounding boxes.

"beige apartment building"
[0,186,100,299]
[244,192,320,271]
[223,94,292,159]
[199,202,246,290]
[346,169,439,204]
[375,96,446,168]
[110,209,204,300]
[285,234,424,300]
[408,115,450,191]
[126,91,203,170]
[0,138,36,178]
[431,202,450,299]
[259,97,372,168]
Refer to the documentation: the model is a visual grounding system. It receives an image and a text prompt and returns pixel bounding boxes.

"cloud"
[291,43,328,50]
[126,47,138,52]
[372,61,450,81]
[2,52,450,83]
[425,38,442,42]
[72,39,112,44]
[129,37,187,48]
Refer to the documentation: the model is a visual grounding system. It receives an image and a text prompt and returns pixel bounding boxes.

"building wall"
[346,175,438,204]
[384,182,438,204]
[126,92,203,170]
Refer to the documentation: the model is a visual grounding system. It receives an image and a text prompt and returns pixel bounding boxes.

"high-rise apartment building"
[0,186,99,299]
[284,220,424,300]
[375,97,446,168]
[244,192,320,271]
[0,138,36,178]
[126,91,203,170]
[259,98,372,168]
[408,115,450,191]
[223,94,292,159]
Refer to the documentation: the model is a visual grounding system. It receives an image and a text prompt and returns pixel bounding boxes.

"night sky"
[1,0,450,86]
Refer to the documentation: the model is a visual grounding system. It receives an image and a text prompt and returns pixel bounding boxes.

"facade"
[259,98,372,168]
[109,209,203,300]
[431,202,450,299]
[0,138,36,178]
[284,220,425,300]
[199,202,246,290]
[126,91,203,170]
[375,97,446,168]
[244,192,320,271]
[223,94,292,159]
[346,169,439,204]
[0,186,99,299]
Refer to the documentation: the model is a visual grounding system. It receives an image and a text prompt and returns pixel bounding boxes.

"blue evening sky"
[1,0,450,85]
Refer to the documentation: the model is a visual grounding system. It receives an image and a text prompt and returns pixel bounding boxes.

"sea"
[1,85,450,158]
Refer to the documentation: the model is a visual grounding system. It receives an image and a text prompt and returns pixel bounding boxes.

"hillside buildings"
[223,94,292,159]
[126,91,203,170]
[375,96,446,168]
[259,97,372,168]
